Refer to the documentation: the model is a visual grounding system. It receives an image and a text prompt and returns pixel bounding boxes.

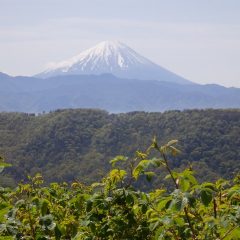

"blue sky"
[0,0,240,87]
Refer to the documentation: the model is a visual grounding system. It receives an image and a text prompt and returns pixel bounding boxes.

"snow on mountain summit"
[36,41,192,84]
[43,41,153,72]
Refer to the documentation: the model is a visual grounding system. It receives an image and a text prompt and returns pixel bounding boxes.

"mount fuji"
[36,41,192,84]
[1,41,240,113]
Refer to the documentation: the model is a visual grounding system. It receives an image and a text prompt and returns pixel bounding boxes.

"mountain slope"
[0,73,240,112]
[1,109,239,185]
[36,41,192,84]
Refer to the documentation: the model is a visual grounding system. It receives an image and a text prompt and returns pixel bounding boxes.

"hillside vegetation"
[0,139,239,239]
[0,109,239,186]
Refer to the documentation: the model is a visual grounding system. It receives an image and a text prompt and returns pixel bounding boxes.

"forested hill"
[0,108,239,186]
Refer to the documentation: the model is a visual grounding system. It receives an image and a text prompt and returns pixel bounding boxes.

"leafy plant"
[0,139,239,239]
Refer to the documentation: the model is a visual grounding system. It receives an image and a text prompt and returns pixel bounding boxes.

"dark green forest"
[0,109,239,187]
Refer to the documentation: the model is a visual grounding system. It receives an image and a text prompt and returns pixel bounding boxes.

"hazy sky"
[1,0,240,87]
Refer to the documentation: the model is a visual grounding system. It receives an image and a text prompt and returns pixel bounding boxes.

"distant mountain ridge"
[0,72,240,113]
[36,41,192,84]
[1,41,239,112]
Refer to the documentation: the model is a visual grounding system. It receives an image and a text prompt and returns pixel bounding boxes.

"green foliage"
[0,139,239,239]
[0,109,239,187]
[0,157,11,175]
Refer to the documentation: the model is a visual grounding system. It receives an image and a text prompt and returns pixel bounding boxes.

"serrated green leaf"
[166,139,178,146]
[145,171,155,182]
[110,155,128,167]
[54,224,62,240]
[200,189,213,206]
[41,199,50,216]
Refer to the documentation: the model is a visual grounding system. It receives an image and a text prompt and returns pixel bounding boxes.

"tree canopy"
[0,108,239,186]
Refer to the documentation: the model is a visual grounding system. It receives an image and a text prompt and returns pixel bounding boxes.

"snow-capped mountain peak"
[44,40,152,73]
[37,40,192,84]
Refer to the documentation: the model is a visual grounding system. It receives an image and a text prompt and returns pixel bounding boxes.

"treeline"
[0,108,239,186]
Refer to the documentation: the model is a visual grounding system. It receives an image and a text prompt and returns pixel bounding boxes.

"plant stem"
[213,198,217,218]
[27,202,36,239]
[184,207,197,240]
[162,152,179,189]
